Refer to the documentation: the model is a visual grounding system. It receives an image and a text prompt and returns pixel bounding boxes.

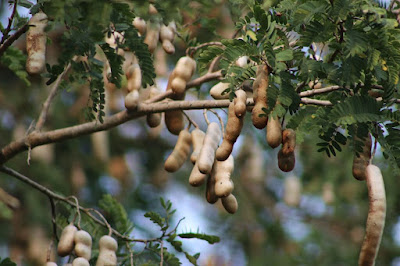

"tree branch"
[0,23,29,58]
[0,0,19,45]
[299,85,341,97]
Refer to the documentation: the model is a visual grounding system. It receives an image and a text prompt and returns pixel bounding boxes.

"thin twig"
[0,23,29,58]
[0,165,160,243]
[67,196,81,228]
[160,240,164,266]
[186,42,224,57]
[88,208,113,236]
[182,111,198,129]
[1,0,19,45]
[207,109,225,135]
[48,195,59,242]
[36,62,72,132]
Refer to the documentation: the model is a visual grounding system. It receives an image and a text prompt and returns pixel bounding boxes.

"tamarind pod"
[96,235,118,266]
[352,134,372,181]
[251,65,269,129]
[149,4,158,15]
[165,74,185,135]
[74,230,92,261]
[162,40,175,54]
[212,155,235,197]
[266,116,282,149]
[206,172,218,204]
[358,165,386,266]
[72,258,89,266]
[164,129,192,172]
[57,223,77,257]
[221,194,238,214]
[124,90,140,110]
[26,11,48,74]
[235,56,248,67]
[160,25,174,42]
[198,122,222,174]
[278,149,295,172]
[189,161,207,187]
[146,87,162,128]
[133,17,146,35]
[281,129,296,155]
[216,102,244,161]
[283,175,301,206]
[46,262,57,266]
[210,82,230,99]
[174,56,196,81]
[171,77,187,95]
[190,128,206,164]
[126,64,142,92]
[144,23,160,53]
[234,90,247,117]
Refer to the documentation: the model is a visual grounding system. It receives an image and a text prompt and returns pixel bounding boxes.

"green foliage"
[98,194,133,235]
[0,47,30,86]
[0,258,16,266]
[178,232,220,244]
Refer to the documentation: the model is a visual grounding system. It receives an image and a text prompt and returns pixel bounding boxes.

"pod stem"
[68,195,82,229]
[182,111,198,129]
[203,109,225,135]
[88,208,112,236]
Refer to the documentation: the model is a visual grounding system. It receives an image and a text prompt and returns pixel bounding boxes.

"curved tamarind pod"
[189,161,207,187]
[206,172,218,204]
[358,164,386,266]
[72,258,89,266]
[234,90,247,117]
[352,134,372,181]
[164,129,192,172]
[212,155,234,197]
[210,82,230,99]
[74,230,92,261]
[266,115,282,149]
[126,64,142,92]
[221,194,238,214]
[164,74,185,135]
[216,102,244,161]
[57,223,77,257]
[251,65,269,129]
[235,56,248,67]
[144,23,160,53]
[96,235,118,266]
[146,87,162,128]
[281,129,296,155]
[190,128,205,164]
[198,122,222,174]
[124,90,140,110]
[278,149,295,172]
[133,17,146,35]
[26,11,48,74]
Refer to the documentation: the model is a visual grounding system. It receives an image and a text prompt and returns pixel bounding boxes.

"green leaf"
[98,194,133,235]
[0,258,17,266]
[144,211,165,228]
[276,49,293,61]
[178,233,220,244]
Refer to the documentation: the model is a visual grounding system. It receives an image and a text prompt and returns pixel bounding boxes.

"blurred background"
[0,0,400,265]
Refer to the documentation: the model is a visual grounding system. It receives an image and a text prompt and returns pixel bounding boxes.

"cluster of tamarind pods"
[45,223,117,266]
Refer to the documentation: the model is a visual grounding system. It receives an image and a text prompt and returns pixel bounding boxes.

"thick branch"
[299,85,341,97]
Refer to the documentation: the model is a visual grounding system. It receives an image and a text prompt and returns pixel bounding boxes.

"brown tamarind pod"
[144,23,160,53]
[26,11,48,74]
[278,129,296,172]
[358,164,386,266]
[212,155,234,197]
[146,87,162,128]
[164,129,192,172]
[133,17,146,35]
[251,65,269,129]
[189,161,207,187]
[216,102,244,161]
[210,82,230,99]
[234,90,247,117]
[352,134,372,181]
[198,122,222,174]
[221,194,238,214]
[57,223,77,257]
[190,128,206,164]
[266,115,282,149]
[164,74,185,135]
[206,172,218,204]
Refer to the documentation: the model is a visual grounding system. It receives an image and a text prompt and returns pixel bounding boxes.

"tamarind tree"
[1,0,400,265]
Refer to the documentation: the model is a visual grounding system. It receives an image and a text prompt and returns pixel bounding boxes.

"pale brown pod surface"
[46,262,57,266]
[189,161,208,187]
[210,82,230,99]
[206,173,218,204]
[126,64,142,92]
[197,122,222,174]
[165,110,184,135]
[57,223,77,257]
[221,194,238,214]
[164,129,192,172]
[124,90,140,110]
[96,235,118,266]
[281,129,296,155]
[251,65,269,129]
[216,102,244,161]
[26,11,48,74]
[212,155,235,197]
[144,23,160,53]
[234,90,247,117]
[352,134,372,181]
[146,87,162,128]
[266,116,282,149]
[74,230,92,261]
[358,165,386,266]
[133,17,146,35]
[72,258,89,266]
[190,128,206,164]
